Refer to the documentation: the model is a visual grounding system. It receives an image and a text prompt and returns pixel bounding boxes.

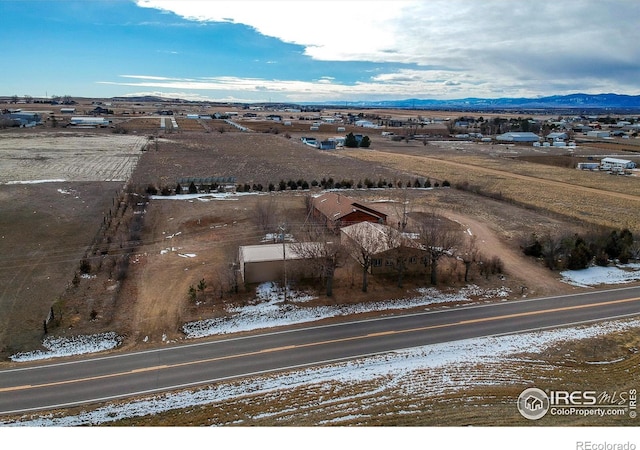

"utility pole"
[279,223,288,303]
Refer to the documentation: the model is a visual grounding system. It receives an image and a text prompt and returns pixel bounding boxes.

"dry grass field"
[1,100,640,426]
[343,140,640,230]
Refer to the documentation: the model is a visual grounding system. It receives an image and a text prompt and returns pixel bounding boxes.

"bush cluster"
[522,228,636,270]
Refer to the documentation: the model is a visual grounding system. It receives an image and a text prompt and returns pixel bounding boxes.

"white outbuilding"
[600,157,636,171]
[69,116,109,127]
[496,132,541,142]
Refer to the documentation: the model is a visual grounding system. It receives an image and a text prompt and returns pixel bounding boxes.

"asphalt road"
[1,285,640,416]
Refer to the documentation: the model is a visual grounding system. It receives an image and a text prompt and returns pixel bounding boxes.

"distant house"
[238,243,320,284]
[340,222,426,275]
[91,106,113,115]
[311,192,387,232]
[546,132,568,142]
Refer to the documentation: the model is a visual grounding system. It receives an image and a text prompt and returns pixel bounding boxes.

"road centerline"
[2,295,638,395]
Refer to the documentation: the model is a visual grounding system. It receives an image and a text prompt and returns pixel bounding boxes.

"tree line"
[145,177,451,196]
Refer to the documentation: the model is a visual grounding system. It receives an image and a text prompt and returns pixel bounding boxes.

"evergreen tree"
[566,236,592,270]
[344,132,359,148]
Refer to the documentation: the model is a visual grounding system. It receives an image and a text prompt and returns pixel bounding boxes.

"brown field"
[1,99,640,425]
[343,140,640,229]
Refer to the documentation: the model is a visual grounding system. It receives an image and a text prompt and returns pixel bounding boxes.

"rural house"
[340,222,426,275]
[311,192,387,232]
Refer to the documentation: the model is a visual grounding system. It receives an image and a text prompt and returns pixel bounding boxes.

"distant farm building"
[496,132,541,142]
[600,157,636,172]
[60,107,76,114]
[355,120,377,128]
[69,116,109,127]
[587,130,610,138]
[311,192,387,232]
[318,139,337,150]
[577,162,600,171]
[5,111,41,127]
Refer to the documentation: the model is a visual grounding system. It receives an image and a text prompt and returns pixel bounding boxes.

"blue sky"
[2,0,640,103]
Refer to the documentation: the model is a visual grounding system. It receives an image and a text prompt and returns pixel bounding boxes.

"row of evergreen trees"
[523,228,636,270]
[147,177,451,196]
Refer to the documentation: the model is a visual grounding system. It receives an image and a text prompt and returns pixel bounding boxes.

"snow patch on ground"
[561,263,640,287]
[4,179,66,185]
[181,283,512,339]
[9,332,122,362]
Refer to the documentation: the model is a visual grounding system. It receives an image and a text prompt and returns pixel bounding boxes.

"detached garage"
[239,243,321,284]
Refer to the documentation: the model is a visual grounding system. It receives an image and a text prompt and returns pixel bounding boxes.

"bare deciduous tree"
[459,235,479,283]
[414,210,461,285]
[254,195,278,232]
[342,222,386,293]
[291,227,344,297]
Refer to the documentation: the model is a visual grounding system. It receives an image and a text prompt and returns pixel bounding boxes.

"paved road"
[1,286,640,416]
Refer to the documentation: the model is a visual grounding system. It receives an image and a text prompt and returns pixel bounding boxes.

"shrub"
[79,258,91,274]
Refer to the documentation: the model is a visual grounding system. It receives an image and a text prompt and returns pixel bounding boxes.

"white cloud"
[136,0,411,61]
[136,1,639,65]
[98,65,565,102]
[132,0,640,98]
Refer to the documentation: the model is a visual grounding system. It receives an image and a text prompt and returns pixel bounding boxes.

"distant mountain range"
[108,93,640,111]
[316,93,640,111]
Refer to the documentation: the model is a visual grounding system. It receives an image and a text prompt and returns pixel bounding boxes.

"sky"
[2,0,640,103]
